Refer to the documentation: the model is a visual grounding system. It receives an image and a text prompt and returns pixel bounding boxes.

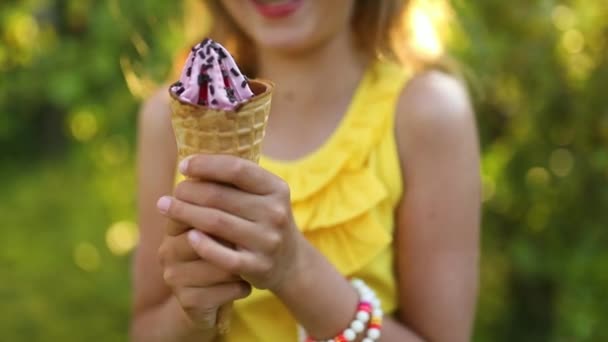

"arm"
[393,71,481,341]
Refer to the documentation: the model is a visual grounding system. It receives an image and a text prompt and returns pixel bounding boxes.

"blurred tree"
[450,0,608,340]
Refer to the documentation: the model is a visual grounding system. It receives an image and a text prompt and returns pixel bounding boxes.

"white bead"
[351,279,364,289]
[361,293,376,303]
[373,309,383,317]
[367,328,381,340]
[351,319,365,333]
[356,311,370,322]
[371,298,381,307]
[297,326,307,342]
[343,329,357,341]
[362,339,374,342]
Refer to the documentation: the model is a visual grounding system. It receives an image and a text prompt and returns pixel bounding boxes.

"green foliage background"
[1,0,606,341]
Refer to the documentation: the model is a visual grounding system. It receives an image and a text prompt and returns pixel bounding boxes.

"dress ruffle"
[258,62,409,281]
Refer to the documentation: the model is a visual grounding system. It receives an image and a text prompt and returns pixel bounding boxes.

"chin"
[220,0,355,55]
[251,26,320,54]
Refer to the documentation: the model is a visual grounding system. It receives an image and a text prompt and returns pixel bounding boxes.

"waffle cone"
[169,79,274,163]
[168,79,273,334]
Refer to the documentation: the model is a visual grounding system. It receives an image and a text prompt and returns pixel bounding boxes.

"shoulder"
[139,87,172,128]
[136,86,176,170]
[137,86,174,145]
[395,70,477,158]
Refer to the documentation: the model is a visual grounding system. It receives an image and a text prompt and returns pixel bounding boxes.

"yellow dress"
[222,60,411,342]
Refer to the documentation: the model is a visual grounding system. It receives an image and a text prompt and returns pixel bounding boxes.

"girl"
[131,0,480,341]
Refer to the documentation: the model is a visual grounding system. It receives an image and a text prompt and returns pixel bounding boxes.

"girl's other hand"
[157,154,306,293]
[157,228,252,332]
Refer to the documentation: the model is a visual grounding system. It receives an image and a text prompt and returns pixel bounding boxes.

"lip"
[251,0,304,19]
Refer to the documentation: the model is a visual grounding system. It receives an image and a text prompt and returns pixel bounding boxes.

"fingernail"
[187,230,203,244]
[179,157,190,174]
[156,196,171,214]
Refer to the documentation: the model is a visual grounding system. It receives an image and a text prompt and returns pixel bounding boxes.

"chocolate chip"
[202,64,213,71]
[241,80,248,88]
[198,74,210,85]
[218,49,227,59]
[198,50,205,59]
[230,68,239,77]
[209,85,215,95]
[201,38,210,46]
[186,67,192,77]
[206,56,214,64]
[176,87,185,96]
[211,99,218,105]
[226,88,236,102]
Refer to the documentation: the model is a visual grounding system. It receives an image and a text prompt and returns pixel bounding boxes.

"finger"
[188,230,256,274]
[158,232,199,264]
[159,196,262,249]
[174,179,265,221]
[165,217,190,236]
[179,154,280,195]
[159,196,190,236]
[176,282,251,322]
[163,259,241,288]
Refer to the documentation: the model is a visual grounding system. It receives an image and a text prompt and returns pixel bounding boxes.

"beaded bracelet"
[298,278,384,342]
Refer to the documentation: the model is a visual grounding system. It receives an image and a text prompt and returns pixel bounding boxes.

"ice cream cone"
[169,79,273,164]
[168,78,273,334]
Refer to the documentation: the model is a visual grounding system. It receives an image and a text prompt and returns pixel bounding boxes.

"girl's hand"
[157,229,252,331]
[158,154,305,292]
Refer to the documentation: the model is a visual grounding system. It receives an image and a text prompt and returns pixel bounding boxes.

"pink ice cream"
[170,38,254,109]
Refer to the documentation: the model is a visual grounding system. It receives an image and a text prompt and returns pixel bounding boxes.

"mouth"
[251,0,304,19]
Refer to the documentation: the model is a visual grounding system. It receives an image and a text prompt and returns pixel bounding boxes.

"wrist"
[131,296,218,342]
[272,234,316,299]
[170,296,218,342]
[270,236,361,339]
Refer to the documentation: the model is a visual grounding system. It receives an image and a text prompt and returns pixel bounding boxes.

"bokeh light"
[567,52,595,82]
[106,221,139,256]
[69,110,99,142]
[4,11,39,50]
[526,167,551,188]
[73,242,101,272]
[409,0,445,59]
[562,29,585,54]
[552,5,576,31]
[550,148,575,177]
